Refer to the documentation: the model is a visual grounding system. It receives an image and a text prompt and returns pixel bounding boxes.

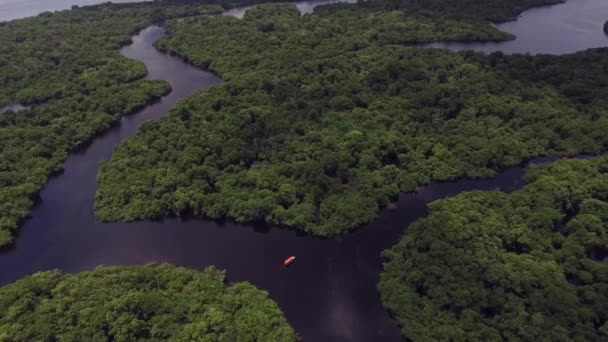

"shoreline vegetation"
[96,1,608,237]
[379,157,608,340]
[0,264,298,341]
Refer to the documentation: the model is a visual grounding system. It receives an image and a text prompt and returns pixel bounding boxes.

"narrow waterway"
[1,0,607,341]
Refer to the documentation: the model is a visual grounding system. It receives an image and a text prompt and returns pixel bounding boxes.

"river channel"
[0,0,606,341]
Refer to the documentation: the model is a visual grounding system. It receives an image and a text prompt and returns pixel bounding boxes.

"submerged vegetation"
[96,2,608,236]
[379,157,608,340]
[0,264,297,341]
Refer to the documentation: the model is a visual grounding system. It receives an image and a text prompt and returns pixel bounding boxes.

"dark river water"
[0,0,607,341]
[425,0,608,54]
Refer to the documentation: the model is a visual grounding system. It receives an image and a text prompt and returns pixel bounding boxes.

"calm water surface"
[425,0,608,54]
[0,103,28,113]
[1,0,607,341]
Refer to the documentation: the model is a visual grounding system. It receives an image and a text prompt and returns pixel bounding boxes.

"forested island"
[96,1,608,236]
[379,157,608,340]
[0,264,297,341]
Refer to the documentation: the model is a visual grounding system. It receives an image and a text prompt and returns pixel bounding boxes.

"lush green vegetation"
[379,157,608,340]
[96,3,608,236]
[365,0,565,21]
[0,2,235,247]
[0,264,297,341]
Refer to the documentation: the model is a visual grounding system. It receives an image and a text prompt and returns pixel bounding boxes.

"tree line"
[0,264,298,341]
[96,2,608,236]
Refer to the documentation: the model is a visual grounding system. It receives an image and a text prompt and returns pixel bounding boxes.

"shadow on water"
[1,0,608,341]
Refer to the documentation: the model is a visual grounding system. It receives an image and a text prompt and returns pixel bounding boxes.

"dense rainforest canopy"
[379,157,608,340]
[96,2,608,236]
[0,264,297,341]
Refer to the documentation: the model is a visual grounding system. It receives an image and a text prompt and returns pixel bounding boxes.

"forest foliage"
[0,0,355,249]
[379,157,608,341]
[0,264,297,341]
[96,2,608,236]
[364,0,565,21]
[0,2,230,247]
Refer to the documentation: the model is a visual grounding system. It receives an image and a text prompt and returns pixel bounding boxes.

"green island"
[96,1,608,236]
[379,157,608,340]
[0,264,297,341]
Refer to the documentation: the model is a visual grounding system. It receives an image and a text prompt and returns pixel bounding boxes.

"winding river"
[0,0,607,341]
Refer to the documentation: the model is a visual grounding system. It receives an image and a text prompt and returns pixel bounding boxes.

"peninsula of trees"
[0,264,298,341]
[95,2,608,236]
[379,157,608,340]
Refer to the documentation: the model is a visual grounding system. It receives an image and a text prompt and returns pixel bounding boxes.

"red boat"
[283,256,296,266]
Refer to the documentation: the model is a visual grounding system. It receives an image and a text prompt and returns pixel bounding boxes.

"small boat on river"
[283,256,296,266]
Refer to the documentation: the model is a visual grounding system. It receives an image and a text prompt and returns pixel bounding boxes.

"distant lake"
[0,0,149,22]
[425,0,608,54]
